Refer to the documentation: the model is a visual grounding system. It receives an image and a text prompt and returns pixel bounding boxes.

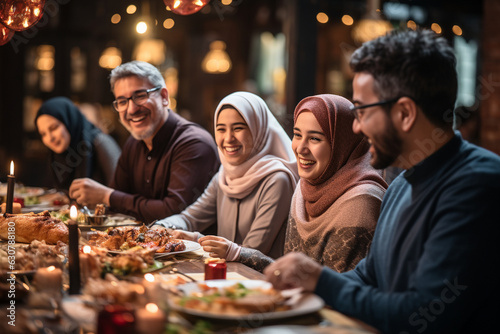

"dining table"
[160,251,379,334]
[0,191,379,334]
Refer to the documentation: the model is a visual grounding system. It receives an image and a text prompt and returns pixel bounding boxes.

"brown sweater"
[285,181,385,272]
[109,112,220,224]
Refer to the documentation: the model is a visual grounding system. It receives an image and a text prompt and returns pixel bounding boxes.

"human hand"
[264,252,322,292]
[170,230,200,241]
[69,178,113,207]
[198,235,232,259]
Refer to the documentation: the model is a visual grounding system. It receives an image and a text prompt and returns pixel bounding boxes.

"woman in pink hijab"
[200,94,387,272]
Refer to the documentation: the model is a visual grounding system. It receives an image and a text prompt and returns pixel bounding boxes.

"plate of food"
[87,225,201,258]
[48,208,140,230]
[107,240,201,259]
[169,280,324,321]
[0,211,69,245]
[0,185,45,197]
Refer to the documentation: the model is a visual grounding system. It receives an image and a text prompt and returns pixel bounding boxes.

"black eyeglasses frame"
[349,97,401,120]
[112,86,162,112]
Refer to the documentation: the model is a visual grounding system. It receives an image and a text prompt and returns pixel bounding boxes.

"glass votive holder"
[204,258,227,280]
[97,304,135,334]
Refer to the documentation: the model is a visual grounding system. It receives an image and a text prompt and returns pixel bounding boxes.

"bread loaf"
[0,211,69,244]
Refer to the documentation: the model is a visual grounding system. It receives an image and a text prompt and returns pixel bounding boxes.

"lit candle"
[34,265,63,292]
[135,303,166,334]
[80,245,91,285]
[143,273,159,302]
[205,257,227,280]
[68,205,81,294]
[5,161,15,214]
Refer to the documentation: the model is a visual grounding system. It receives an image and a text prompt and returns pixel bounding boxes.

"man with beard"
[69,61,219,224]
[264,29,500,333]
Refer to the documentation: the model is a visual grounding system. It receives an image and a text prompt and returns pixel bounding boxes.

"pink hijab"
[294,94,387,218]
[215,92,299,199]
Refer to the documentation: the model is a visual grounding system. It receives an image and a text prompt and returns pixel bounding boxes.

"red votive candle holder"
[204,258,227,280]
[13,197,24,208]
[97,304,135,334]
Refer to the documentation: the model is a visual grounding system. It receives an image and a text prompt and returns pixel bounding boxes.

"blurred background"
[0,0,497,187]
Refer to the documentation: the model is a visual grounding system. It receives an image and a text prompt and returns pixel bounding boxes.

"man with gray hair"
[69,61,219,223]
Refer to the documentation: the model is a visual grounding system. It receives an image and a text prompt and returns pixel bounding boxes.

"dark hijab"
[35,97,101,190]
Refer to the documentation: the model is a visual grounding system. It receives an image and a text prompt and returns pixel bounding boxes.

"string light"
[111,14,121,24]
[342,15,354,26]
[452,25,463,36]
[316,12,329,24]
[126,5,137,14]
[431,23,442,34]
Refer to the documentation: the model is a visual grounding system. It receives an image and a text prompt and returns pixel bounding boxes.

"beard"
[120,109,161,141]
[126,123,157,141]
[370,116,403,169]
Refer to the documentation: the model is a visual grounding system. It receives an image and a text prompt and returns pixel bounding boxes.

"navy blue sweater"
[315,133,500,333]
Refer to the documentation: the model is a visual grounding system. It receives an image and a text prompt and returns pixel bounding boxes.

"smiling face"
[113,76,168,146]
[37,114,71,154]
[292,111,331,181]
[351,72,402,169]
[215,107,254,166]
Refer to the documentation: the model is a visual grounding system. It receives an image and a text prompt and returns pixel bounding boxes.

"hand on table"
[198,235,231,259]
[69,178,113,207]
[264,252,322,292]
[170,230,200,241]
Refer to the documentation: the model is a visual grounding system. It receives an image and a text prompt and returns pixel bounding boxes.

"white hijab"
[215,92,299,199]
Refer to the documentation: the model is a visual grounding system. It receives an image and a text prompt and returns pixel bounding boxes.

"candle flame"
[9,161,14,175]
[47,266,56,272]
[83,245,91,254]
[70,205,78,220]
[145,303,159,313]
[144,273,155,282]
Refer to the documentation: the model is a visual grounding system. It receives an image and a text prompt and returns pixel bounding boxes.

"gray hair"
[109,60,166,92]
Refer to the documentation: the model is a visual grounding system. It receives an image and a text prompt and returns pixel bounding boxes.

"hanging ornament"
[0,0,46,32]
[163,0,210,16]
[0,22,14,45]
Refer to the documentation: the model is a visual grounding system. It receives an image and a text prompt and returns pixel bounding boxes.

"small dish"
[86,215,107,226]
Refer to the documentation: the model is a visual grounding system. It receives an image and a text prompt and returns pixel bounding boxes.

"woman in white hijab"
[155,91,298,259]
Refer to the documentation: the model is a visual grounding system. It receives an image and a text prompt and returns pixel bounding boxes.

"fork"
[168,267,197,282]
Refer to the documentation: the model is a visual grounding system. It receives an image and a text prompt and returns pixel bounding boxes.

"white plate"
[0,186,45,198]
[108,239,201,258]
[23,201,51,208]
[61,296,97,333]
[169,280,324,321]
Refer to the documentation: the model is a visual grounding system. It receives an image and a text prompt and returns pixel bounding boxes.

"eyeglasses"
[112,86,161,112]
[349,97,400,121]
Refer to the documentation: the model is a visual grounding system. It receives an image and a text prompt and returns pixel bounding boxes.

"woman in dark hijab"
[35,97,121,190]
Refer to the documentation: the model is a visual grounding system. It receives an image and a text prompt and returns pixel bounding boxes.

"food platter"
[0,185,45,198]
[108,240,201,258]
[74,213,141,231]
[169,280,324,321]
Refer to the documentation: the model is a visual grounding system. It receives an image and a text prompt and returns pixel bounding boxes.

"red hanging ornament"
[163,0,210,16]
[0,22,14,45]
[0,0,46,32]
